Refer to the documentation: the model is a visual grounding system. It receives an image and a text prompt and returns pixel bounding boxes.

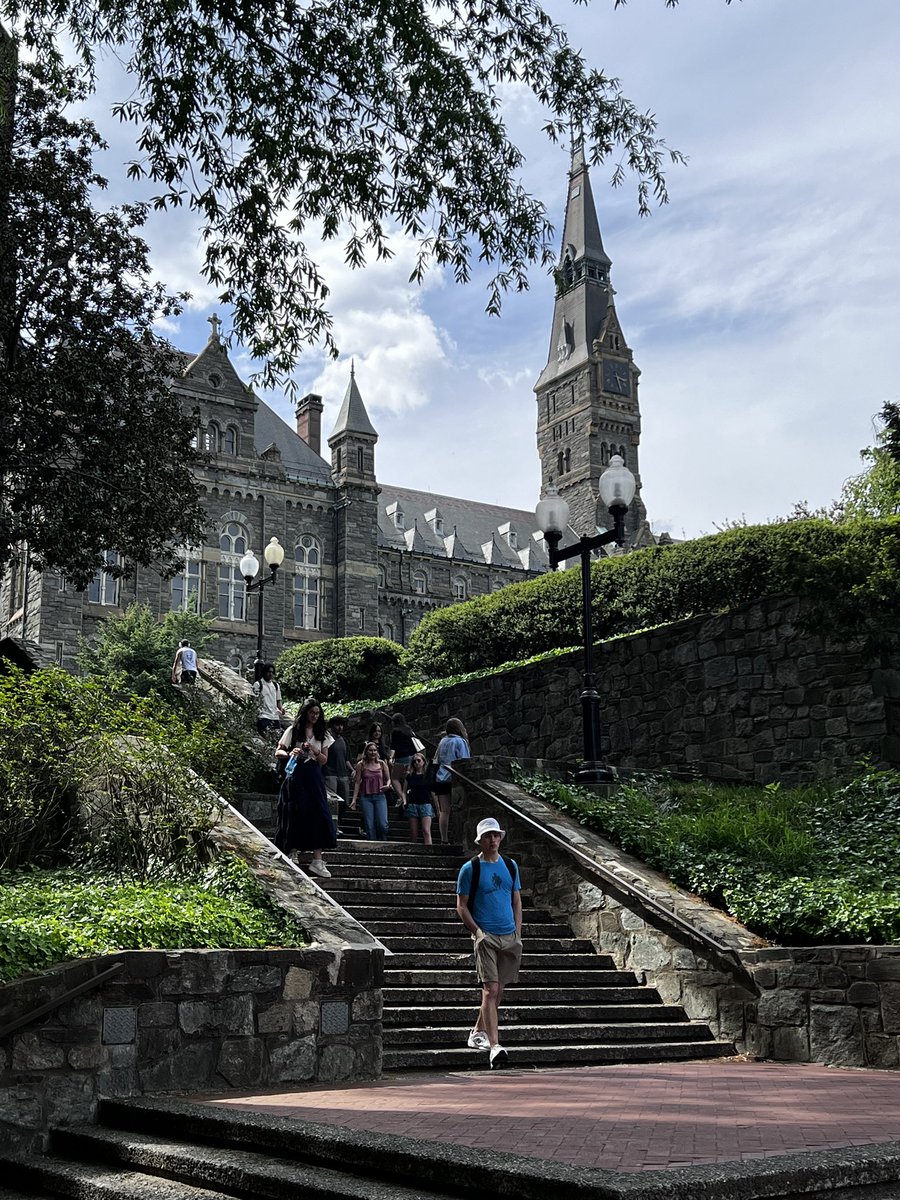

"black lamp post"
[535,455,636,785]
[240,536,286,681]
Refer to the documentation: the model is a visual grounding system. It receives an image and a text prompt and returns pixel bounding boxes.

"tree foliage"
[0,0,721,389]
[840,402,900,520]
[0,59,205,584]
[277,636,405,703]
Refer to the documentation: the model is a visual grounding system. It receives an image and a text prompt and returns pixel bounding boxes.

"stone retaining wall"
[0,945,382,1152]
[392,595,900,785]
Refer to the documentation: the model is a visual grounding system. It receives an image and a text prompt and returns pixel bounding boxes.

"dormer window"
[425,508,444,537]
[498,521,518,550]
[386,501,405,531]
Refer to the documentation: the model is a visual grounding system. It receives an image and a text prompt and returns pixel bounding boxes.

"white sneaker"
[489,1045,509,1069]
[467,1030,490,1051]
[308,860,331,878]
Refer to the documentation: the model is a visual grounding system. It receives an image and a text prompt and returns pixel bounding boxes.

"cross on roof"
[208,313,222,341]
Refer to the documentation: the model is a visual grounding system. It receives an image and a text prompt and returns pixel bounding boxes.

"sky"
[80,0,900,537]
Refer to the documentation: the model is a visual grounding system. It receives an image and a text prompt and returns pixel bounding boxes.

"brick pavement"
[202,1060,900,1172]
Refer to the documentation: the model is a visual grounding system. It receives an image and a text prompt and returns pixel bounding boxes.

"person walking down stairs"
[456,817,523,1069]
[351,742,392,841]
[274,698,336,878]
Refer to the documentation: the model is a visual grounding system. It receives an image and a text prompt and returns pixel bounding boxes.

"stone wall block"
[620,908,646,932]
[139,1040,220,1092]
[778,964,819,989]
[214,994,255,1036]
[771,1025,810,1062]
[256,1003,293,1034]
[627,935,671,973]
[216,1038,266,1088]
[283,967,315,1000]
[865,1034,900,1069]
[881,983,900,1034]
[317,1043,356,1082]
[809,1005,865,1067]
[178,1001,216,1036]
[12,1033,66,1071]
[756,989,806,1027]
[138,1002,177,1028]
[867,957,900,982]
[292,1000,321,1035]
[847,982,880,1006]
[268,1035,316,1083]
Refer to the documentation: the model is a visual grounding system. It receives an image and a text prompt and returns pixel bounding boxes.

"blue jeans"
[360,793,389,841]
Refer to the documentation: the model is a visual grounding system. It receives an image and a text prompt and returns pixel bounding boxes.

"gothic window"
[336,448,342,473]
[357,447,364,473]
[453,576,467,601]
[383,622,394,641]
[87,550,121,606]
[172,557,202,612]
[412,571,427,595]
[378,565,387,589]
[223,426,238,455]
[618,444,627,463]
[293,534,321,630]
[564,448,571,473]
[204,423,220,452]
[557,451,564,477]
[601,442,609,466]
[190,430,199,449]
[218,565,246,620]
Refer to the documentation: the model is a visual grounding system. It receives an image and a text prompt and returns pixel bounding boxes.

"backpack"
[466,854,518,904]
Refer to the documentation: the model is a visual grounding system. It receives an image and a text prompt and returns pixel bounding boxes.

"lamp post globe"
[263,536,285,569]
[239,550,260,583]
[597,455,636,513]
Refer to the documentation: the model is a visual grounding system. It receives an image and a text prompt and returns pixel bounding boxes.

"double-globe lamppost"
[239,536,285,681]
[535,455,637,785]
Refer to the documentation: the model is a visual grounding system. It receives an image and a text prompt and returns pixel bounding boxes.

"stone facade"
[388,595,900,785]
[0,946,383,1152]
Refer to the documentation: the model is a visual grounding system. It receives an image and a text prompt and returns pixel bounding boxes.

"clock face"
[602,359,630,396]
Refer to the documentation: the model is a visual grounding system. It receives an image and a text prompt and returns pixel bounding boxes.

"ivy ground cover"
[517,767,900,945]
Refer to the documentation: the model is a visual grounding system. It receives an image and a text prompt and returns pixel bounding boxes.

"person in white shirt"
[171,640,198,685]
[274,698,336,878]
[252,663,286,735]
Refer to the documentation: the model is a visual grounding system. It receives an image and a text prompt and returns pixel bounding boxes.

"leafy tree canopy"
[1,0,730,390]
[840,401,900,521]
[0,57,205,584]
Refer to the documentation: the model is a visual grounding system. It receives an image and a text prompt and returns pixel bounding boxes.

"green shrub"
[277,636,405,702]
[0,667,247,871]
[0,855,306,983]
[516,766,900,945]
[404,518,900,678]
[78,602,217,697]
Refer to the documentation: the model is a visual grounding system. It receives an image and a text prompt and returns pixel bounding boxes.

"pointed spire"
[331,366,377,438]
[561,140,610,269]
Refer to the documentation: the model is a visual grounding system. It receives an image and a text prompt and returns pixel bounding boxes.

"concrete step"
[383,1021,716,1048]
[0,1153,229,1200]
[348,906,558,924]
[383,950,615,968]
[321,881,534,899]
[382,968,641,987]
[0,1187,58,1199]
[319,865,462,881]
[363,921,575,939]
[44,1125,457,1200]
[382,1002,687,1025]
[383,985,662,1005]
[329,842,463,858]
[383,1038,736,1072]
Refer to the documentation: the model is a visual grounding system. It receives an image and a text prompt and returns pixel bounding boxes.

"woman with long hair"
[390,711,417,805]
[351,741,391,841]
[274,697,336,877]
[431,717,470,845]
[405,752,434,845]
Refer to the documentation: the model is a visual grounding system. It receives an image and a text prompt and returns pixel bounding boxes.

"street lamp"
[535,455,636,785]
[240,536,285,681]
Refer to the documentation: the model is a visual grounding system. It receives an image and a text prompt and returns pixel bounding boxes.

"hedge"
[403,517,900,678]
[277,635,404,702]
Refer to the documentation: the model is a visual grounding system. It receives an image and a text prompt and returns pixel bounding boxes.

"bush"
[277,636,405,702]
[404,517,900,678]
[516,766,900,945]
[78,602,217,697]
[0,667,248,871]
[0,855,307,983]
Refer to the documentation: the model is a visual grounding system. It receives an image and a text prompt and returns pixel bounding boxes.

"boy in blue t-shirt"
[456,817,523,1069]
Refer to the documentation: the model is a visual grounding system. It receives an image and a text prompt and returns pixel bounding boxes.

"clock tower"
[534,139,649,543]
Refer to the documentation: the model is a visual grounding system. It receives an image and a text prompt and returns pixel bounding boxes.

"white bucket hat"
[474,817,505,843]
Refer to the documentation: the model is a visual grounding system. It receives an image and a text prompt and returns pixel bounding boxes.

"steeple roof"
[330,363,377,439]
[535,141,616,391]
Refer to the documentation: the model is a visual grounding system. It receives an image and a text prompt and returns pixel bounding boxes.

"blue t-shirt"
[436,734,469,782]
[456,857,520,935]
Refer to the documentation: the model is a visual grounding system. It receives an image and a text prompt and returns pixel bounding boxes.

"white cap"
[475,817,505,844]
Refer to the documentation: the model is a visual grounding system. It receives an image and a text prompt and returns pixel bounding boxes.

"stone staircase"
[316,806,734,1071]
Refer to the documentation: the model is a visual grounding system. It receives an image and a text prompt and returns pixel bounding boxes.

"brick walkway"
[203,1060,900,1172]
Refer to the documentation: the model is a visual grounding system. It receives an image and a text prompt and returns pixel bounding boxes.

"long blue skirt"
[275,760,337,854]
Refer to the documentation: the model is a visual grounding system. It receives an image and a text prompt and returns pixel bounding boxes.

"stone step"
[383,1021,716,1048]
[382,968,641,987]
[0,1187,58,1199]
[382,1002,688,1025]
[383,985,662,1005]
[383,1039,735,1072]
[383,950,615,968]
[329,842,463,858]
[318,865,462,881]
[363,921,574,939]
[321,881,534,898]
[43,1125,458,1200]
[347,906,558,924]
[0,1153,229,1200]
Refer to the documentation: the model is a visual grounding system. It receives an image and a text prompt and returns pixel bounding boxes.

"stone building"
[1,150,658,672]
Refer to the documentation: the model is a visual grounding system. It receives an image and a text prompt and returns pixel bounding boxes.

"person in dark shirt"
[390,711,417,805]
[405,752,434,844]
[324,716,352,831]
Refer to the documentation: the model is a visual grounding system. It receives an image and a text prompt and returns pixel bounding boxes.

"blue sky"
[81,0,900,536]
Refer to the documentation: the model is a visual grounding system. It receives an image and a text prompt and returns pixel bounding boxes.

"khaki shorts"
[474,930,523,986]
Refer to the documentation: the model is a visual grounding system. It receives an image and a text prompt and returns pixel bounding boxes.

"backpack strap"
[500,854,519,889]
[467,855,481,904]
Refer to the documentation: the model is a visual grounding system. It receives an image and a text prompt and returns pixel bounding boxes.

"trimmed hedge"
[277,636,405,702]
[403,517,900,678]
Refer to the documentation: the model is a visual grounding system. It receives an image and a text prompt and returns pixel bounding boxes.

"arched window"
[357,447,364,473]
[335,447,343,473]
[452,576,467,601]
[383,622,394,641]
[618,445,627,464]
[204,423,220,452]
[412,571,427,595]
[223,426,237,455]
[294,534,321,630]
[218,522,249,621]
[87,550,121,606]
[378,565,387,589]
[557,451,564,477]
[564,447,571,473]
[601,442,609,466]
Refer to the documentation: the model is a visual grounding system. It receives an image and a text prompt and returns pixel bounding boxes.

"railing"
[0,962,124,1041]
[452,766,739,963]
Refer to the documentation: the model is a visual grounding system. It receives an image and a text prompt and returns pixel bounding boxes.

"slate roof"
[377,485,577,572]
[254,400,333,485]
[330,367,377,438]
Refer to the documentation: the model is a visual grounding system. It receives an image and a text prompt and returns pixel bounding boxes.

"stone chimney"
[296,393,324,454]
